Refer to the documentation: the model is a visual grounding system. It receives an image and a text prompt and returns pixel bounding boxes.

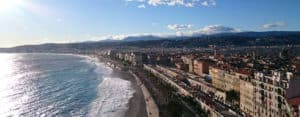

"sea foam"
[88,77,135,117]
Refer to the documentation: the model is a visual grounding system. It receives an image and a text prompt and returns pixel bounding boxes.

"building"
[193,59,210,76]
[209,67,240,92]
[131,52,146,66]
[239,71,300,117]
[287,73,300,117]
[156,55,171,66]
[226,69,300,117]
[156,65,179,78]
[209,67,226,91]
[293,59,300,72]
[124,53,131,62]
[224,71,240,92]
[240,78,255,117]
[175,62,188,71]
[252,71,290,117]
[147,54,158,65]
[181,55,195,73]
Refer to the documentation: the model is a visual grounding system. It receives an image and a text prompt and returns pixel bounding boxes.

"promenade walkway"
[130,71,159,117]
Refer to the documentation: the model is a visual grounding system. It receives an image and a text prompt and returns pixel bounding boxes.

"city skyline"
[0,0,300,47]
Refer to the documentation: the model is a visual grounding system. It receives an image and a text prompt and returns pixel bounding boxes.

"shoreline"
[92,55,148,117]
[111,70,147,117]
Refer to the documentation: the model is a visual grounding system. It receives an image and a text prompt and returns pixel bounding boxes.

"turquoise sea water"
[0,53,134,117]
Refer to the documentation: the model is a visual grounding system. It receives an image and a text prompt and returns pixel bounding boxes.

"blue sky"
[0,0,300,47]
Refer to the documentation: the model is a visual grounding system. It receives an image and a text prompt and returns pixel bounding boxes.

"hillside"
[1,31,300,53]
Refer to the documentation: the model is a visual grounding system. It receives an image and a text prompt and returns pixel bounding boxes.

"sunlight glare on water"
[0,54,20,116]
[0,53,134,117]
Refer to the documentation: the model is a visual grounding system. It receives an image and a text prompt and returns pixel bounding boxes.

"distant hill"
[210,31,300,37]
[100,31,300,42]
[1,31,300,53]
[114,35,189,42]
[123,35,164,42]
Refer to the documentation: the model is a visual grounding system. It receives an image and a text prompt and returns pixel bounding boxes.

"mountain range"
[1,31,300,53]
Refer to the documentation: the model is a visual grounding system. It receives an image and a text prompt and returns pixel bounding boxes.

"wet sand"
[110,70,147,117]
[92,55,147,117]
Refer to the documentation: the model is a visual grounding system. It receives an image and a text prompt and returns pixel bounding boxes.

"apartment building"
[240,78,255,117]
[181,55,195,73]
[193,59,210,76]
[239,71,300,117]
[209,67,240,92]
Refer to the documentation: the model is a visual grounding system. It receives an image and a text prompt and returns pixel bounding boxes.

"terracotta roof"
[237,69,252,76]
[288,97,300,106]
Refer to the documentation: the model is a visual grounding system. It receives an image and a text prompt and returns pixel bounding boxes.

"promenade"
[130,71,159,117]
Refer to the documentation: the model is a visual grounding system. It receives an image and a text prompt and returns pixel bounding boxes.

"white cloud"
[174,25,239,36]
[88,33,170,41]
[197,25,239,34]
[137,4,146,8]
[167,24,193,30]
[166,0,185,6]
[126,0,217,8]
[89,25,239,41]
[262,22,286,29]
[201,0,216,7]
[185,2,194,7]
[148,0,164,6]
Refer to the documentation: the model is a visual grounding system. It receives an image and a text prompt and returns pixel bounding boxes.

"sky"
[0,0,300,47]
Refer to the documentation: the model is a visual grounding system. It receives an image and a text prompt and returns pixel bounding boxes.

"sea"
[0,53,135,117]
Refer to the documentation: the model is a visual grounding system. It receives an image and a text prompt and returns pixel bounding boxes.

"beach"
[92,55,153,117]
[94,54,147,117]
[109,69,148,117]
